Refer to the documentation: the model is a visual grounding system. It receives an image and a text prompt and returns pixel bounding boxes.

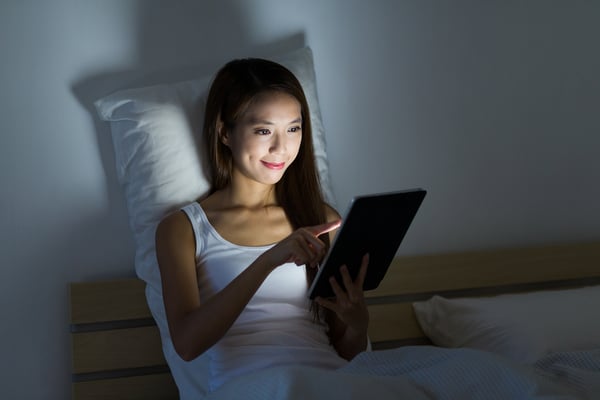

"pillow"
[413,285,600,364]
[94,46,335,293]
[94,46,335,398]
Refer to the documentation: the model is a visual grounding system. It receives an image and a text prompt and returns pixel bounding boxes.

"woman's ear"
[217,119,229,147]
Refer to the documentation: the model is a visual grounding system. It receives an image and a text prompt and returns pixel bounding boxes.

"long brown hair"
[203,58,330,311]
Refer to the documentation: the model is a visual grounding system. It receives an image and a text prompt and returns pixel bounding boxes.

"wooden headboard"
[69,241,600,399]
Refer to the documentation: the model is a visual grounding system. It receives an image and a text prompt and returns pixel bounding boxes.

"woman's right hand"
[260,220,341,269]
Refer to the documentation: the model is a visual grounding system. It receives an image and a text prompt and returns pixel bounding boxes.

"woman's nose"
[269,132,287,153]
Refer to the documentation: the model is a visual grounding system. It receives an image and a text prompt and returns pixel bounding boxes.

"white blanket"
[203,346,600,399]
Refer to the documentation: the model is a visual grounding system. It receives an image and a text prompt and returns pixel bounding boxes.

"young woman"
[155,57,370,392]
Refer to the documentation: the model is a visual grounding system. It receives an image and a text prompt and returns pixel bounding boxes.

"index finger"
[307,220,341,237]
[355,253,370,288]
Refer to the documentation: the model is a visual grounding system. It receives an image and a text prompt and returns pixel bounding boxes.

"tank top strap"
[180,202,208,257]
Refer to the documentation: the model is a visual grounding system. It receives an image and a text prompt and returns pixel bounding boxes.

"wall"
[1,1,598,398]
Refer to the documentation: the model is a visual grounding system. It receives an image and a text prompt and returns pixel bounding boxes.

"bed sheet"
[202,346,600,400]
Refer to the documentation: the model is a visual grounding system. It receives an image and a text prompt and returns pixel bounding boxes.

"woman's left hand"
[315,254,370,336]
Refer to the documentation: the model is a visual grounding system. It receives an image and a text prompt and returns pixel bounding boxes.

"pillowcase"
[413,285,600,364]
[94,47,335,398]
[94,46,335,293]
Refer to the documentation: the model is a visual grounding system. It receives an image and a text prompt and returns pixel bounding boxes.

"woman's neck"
[219,182,278,211]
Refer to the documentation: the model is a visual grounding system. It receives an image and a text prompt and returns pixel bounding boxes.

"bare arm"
[328,314,369,360]
[155,211,274,361]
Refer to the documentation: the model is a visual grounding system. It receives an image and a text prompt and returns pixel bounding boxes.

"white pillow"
[413,285,600,364]
[94,46,335,293]
[94,46,335,398]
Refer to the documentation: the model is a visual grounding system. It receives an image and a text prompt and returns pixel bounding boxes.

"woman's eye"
[288,126,301,133]
[255,129,271,135]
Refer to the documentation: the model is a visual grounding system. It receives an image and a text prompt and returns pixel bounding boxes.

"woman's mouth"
[261,161,285,170]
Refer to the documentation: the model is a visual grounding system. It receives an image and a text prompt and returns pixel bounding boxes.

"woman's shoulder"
[157,197,208,239]
[324,202,342,223]
[156,208,193,239]
[198,191,223,213]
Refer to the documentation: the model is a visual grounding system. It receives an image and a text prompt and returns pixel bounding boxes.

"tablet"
[307,188,426,300]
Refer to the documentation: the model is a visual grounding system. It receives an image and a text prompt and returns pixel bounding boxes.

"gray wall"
[1,1,599,398]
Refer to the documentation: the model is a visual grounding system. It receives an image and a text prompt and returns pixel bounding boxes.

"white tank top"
[181,202,347,391]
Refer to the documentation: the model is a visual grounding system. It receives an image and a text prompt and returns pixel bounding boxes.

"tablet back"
[308,188,426,299]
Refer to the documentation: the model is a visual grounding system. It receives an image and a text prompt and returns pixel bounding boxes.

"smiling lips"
[261,161,285,170]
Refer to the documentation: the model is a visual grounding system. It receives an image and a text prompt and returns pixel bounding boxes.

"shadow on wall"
[70,0,306,280]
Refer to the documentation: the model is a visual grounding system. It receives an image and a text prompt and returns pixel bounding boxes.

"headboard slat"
[72,326,165,374]
[70,279,149,324]
[368,241,600,298]
[73,373,178,400]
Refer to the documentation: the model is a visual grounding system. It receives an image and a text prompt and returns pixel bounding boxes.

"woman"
[155,57,370,392]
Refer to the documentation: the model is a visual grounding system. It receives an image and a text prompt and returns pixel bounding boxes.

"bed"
[70,240,600,399]
[72,45,600,399]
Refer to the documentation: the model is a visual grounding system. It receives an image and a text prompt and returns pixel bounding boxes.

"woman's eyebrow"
[247,117,302,125]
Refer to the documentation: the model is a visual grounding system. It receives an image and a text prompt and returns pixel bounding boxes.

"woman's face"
[223,91,303,186]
